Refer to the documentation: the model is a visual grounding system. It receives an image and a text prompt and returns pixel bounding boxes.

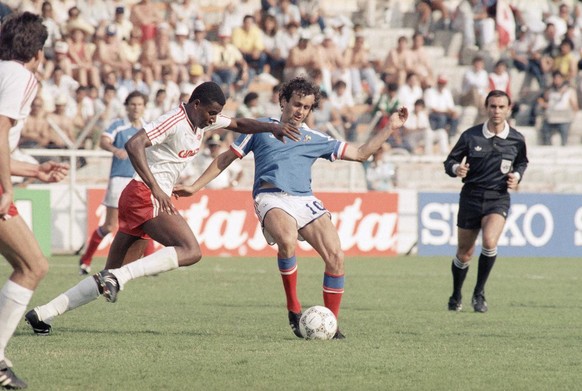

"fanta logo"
[178,149,198,158]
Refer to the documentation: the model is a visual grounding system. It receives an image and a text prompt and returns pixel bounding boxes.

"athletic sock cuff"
[453,256,469,270]
[323,273,344,293]
[1,280,34,306]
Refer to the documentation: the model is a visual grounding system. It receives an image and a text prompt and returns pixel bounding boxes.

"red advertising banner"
[87,189,399,257]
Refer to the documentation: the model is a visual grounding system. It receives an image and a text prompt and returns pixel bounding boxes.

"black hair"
[0,12,48,62]
[279,76,320,110]
[124,90,147,106]
[188,81,226,106]
[485,90,511,107]
[244,92,259,105]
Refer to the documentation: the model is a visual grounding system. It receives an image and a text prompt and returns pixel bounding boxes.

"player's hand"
[152,187,178,215]
[507,172,519,190]
[36,161,70,183]
[0,192,13,219]
[172,184,195,198]
[456,156,469,178]
[389,107,409,129]
[273,123,300,142]
[113,148,129,160]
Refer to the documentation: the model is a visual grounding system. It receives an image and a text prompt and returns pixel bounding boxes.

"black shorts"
[457,190,510,230]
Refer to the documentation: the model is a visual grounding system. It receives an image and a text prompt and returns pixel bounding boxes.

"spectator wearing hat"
[169,23,196,84]
[67,22,101,89]
[112,6,134,42]
[43,41,74,83]
[63,6,96,37]
[424,74,460,140]
[191,20,214,74]
[180,64,205,95]
[284,29,320,82]
[130,0,164,42]
[96,24,131,76]
[232,15,267,78]
[211,26,249,98]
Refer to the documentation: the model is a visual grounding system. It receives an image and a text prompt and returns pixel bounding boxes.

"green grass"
[3,255,581,390]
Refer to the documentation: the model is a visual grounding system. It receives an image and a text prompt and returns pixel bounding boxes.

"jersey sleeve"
[102,119,122,141]
[443,131,468,177]
[230,133,253,158]
[203,114,231,132]
[0,70,36,121]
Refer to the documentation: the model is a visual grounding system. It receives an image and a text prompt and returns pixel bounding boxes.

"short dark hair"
[124,90,147,106]
[485,90,511,107]
[188,81,226,105]
[0,12,48,62]
[279,77,321,111]
[243,92,259,105]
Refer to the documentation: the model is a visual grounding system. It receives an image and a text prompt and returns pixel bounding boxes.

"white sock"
[36,276,100,324]
[110,247,179,288]
[0,280,33,362]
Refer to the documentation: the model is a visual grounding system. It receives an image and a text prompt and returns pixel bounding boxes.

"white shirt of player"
[140,104,231,196]
[0,61,39,152]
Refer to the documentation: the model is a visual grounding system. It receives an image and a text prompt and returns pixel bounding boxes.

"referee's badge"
[500,159,512,174]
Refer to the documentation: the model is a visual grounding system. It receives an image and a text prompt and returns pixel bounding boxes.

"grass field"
[2,255,581,390]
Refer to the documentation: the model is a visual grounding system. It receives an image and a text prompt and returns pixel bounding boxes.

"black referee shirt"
[444,123,528,192]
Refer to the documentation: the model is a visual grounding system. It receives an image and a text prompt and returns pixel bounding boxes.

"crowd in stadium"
[1,0,582,158]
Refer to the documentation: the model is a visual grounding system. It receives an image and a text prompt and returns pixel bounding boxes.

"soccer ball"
[299,306,338,340]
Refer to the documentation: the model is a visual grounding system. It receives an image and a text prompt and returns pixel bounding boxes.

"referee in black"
[443,90,528,313]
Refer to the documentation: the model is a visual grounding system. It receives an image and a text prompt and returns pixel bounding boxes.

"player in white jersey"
[25,82,300,337]
[0,12,69,390]
[173,77,408,339]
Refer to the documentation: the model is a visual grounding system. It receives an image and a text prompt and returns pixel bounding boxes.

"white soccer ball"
[299,306,338,340]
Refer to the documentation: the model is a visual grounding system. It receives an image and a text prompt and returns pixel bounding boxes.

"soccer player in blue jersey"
[173,77,408,338]
[78,91,154,275]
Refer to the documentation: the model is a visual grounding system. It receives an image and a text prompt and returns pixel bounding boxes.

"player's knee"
[21,257,49,282]
[179,246,202,266]
[276,240,297,257]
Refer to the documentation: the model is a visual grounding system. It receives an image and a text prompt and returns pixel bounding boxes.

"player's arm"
[225,118,300,142]
[443,133,469,178]
[100,133,128,160]
[341,107,408,162]
[10,159,69,183]
[125,129,177,215]
[173,149,238,197]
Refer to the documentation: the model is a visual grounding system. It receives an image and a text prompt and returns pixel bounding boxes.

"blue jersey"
[103,118,144,178]
[231,118,347,197]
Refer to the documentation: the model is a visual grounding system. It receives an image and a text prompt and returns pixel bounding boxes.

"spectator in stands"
[275,19,301,71]
[120,28,144,66]
[538,71,579,145]
[318,28,348,96]
[283,29,320,82]
[138,39,162,85]
[168,0,199,30]
[221,2,246,32]
[41,66,79,112]
[410,32,434,89]
[552,38,578,83]
[424,74,459,140]
[364,143,397,191]
[169,23,195,83]
[112,6,133,42]
[117,65,150,102]
[41,0,62,58]
[66,21,100,89]
[72,86,95,142]
[269,0,301,28]
[191,20,214,75]
[330,15,353,52]
[298,0,325,32]
[130,0,164,42]
[76,0,109,28]
[453,0,495,50]
[180,64,205,96]
[144,88,168,122]
[62,6,95,38]
[96,24,131,76]
[151,66,181,109]
[405,98,449,155]
[43,40,73,81]
[488,60,511,97]
[20,97,51,148]
[260,14,286,81]
[527,22,560,90]
[460,55,489,109]
[94,84,125,133]
[232,15,267,77]
[371,81,400,137]
[383,35,414,86]
[508,27,531,73]
[397,72,423,110]
[329,80,358,141]
[236,92,263,118]
[345,32,379,104]
[211,27,249,99]
[47,95,75,148]
[262,83,282,114]
[307,90,343,137]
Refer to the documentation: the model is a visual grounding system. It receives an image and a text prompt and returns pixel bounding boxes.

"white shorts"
[103,176,133,208]
[254,191,329,245]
